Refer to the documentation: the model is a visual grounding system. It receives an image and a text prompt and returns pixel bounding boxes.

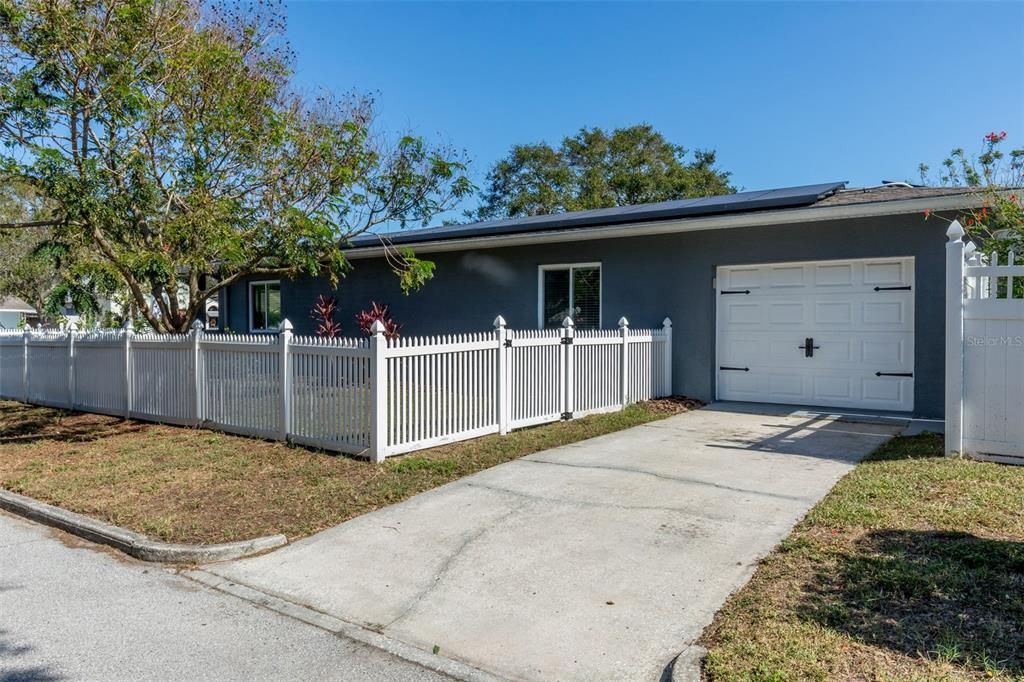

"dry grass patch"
[700,434,1024,681]
[0,397,700,545]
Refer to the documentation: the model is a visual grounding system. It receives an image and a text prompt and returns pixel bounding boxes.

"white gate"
[507,328,565,429]
[946,220,1024,464]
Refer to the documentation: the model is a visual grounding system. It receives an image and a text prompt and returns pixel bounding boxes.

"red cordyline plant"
[311,295,343,338]
[356,302,401,339]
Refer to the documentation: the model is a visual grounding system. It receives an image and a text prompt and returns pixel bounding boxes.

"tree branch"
[0,220,62,230]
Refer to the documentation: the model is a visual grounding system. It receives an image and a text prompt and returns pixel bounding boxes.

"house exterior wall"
[222,212,949,418]
[0,311,25,330]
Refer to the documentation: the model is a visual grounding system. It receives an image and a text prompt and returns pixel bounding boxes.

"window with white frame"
[539,263,601,330]
[249,281,282,332]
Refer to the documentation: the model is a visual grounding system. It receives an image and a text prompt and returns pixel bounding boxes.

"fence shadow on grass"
[0,403,145,445]
[798,529,1024,676]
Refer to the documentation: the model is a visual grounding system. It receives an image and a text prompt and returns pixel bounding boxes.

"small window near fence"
[249,281,282,332]
[540,264,601,330]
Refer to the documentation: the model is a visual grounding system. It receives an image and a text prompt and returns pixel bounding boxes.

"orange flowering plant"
[921,132,1024,296]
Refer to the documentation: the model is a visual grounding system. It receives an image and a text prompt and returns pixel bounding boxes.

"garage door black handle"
[798,337,820,358]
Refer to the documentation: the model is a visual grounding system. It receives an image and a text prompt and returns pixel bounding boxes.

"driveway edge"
[0,488,287,563]
[187,569,504,682]
[671,643,708,682]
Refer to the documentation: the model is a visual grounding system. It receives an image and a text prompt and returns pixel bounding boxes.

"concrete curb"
[0,488,287,563]
[187,570,504,682]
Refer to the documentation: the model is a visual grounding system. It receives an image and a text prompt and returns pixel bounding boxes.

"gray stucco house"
[220,181,978,419]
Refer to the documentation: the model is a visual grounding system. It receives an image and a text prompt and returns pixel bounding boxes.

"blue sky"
[284,1,1024,220]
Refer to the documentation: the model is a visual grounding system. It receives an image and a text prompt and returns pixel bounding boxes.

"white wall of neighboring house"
[32,281,211,331]
[161,282,220,330]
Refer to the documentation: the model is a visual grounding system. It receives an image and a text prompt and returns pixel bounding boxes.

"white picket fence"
[0,315,672,462]
[945,220,1024,464]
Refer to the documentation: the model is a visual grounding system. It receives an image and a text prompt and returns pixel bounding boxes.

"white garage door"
[716,257,915,412]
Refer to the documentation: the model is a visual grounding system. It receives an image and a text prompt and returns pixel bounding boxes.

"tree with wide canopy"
[0,0,473,332]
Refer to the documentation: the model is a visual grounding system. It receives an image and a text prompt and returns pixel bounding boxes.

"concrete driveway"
[197,404,901,681]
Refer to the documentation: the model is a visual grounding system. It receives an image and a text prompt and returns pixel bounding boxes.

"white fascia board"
[344,193,979,260]
[0,303,37,314]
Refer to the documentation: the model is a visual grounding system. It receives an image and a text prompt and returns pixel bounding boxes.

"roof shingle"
[0,296,36,313]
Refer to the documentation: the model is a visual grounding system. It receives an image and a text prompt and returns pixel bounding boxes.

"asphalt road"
[0,510,448,682]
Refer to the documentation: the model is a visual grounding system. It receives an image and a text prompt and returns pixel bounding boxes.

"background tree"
[921,131,1024,297]
[0,179,60,318]
[0,178,128,326]
[470,124,733,220]
[0,0,472,333]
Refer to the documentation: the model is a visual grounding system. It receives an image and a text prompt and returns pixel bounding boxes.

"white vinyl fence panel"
[385,332,500,455]
[289,336,372,454]
[946,220,1024,465]
[74,332,128,416]
[629,326,671,402]
[26,333,70,408]
[201,334,282,440]
[1,315,673,462]
[508,328,566,429]
[0,334,24,399]
[130,333,196,425]
[573,329,624,417]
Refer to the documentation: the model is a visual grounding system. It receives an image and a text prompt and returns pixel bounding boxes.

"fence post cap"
[662,317,673,328]
[617,316,629,328]
[964,241,977,257]
[191,319,205,332]
[946,220,965,241]
[493,314,507,329]
[122,319,134,333]
[279,318,293,332]
[561,317,575,329]
[369,319,387,335]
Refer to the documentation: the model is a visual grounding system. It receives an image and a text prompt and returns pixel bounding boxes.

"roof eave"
[344,193,980,260]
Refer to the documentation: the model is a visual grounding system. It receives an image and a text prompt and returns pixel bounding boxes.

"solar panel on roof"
[349,181,847,248]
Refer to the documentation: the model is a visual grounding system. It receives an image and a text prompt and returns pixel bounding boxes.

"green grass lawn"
[0,397,697,545]
[700,433,1024,681]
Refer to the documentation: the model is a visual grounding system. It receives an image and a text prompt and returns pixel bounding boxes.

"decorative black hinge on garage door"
[720,289,751,295]
[875,371,913,377]
[873,286,912,291]
[720,366,750,372]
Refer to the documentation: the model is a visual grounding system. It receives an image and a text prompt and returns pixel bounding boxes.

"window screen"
[251,281,282,331]
[541,265,601,330]
[572,267,600,329]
